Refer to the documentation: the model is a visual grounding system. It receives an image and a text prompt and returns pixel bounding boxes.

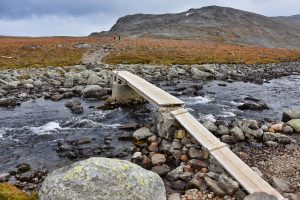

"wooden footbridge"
[111,71,285,200]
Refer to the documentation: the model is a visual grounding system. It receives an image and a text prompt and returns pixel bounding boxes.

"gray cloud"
[0,0,299,36]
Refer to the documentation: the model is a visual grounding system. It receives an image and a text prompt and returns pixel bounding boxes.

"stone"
[191,67,212,79]
[204,176,226,197]
[203,121,218,133]
[16,163,31,174]
[172,139,182,150]
[64,77,74,88]
[188,147,206,159]
[168,193,181,200]
[188,159,209,170]
[151,154,166,166]
[270,176,296,193]
[156,111,178,139]
[181,154,189,162]
[263,132,291,144]
[230,127,245,141]
[24,83,34,89]
[264,141,279,147]
[221,135,235,144]
[159,140,173,153]
[217,173,239,195]
[151,164,170,176]
[87,74,101,85]
[183,189,202,200]
[261,125,269,132]
[188,175,207,191]
[238,103,269,110]
[6,80,20,89]
[282,109,300,122]
[65,99,81,108]
[141,155,152,168]
[81,85,107,99]
[234,189,247,200]
[0,98,17,107]
[16,171,35,182]
[166,166,193,182]
[70,105,84,114]
[271,123,283,132]
[133,127,154,140]
[174,129,186,139]
[182,88,197,96]
[39,157,166,200]
[216,125,229,136]
[239,120,263,138]
[33,80,43,88]
[287,119,300,133]
[244,192,277,200]
[120,122,140,131]
[132,152,143,160]
[283,193,299,200]
[51,94,64,101]
[189,83,203,90]
[171,180,187,190]
[0,173,10,182]
[282,126,294,134]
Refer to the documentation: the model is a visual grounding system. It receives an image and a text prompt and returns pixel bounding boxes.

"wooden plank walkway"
[171,108,285,200]
[113,71,184,108]
[112,71,285,199]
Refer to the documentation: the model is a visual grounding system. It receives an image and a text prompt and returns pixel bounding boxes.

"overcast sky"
[0,0,299,36]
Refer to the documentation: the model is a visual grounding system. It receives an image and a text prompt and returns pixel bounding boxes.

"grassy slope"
[104,38,300,65]
[0,37,108,69]
[1,36,300,70]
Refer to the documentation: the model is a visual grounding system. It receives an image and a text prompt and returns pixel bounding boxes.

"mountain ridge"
[91,6,300,49]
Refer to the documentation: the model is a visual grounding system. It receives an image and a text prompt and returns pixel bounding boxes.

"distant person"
[113,36,116,40]
[118,35,121,40]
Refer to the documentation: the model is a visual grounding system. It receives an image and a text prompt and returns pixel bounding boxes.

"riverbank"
[1,61,300,106]
[0,63,300,199]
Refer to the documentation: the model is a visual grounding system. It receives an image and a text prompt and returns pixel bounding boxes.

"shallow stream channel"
[1,75,300,173]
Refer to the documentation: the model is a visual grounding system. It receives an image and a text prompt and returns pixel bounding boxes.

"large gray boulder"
[39,157,166,200]
[81,85,107,99]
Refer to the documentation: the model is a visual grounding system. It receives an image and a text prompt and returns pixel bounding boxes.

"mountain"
[90,6,300,49]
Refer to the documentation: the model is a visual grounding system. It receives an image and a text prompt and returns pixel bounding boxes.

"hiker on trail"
[118,35,121,40]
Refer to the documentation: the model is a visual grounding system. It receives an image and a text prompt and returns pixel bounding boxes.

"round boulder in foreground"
[39,157,166,200]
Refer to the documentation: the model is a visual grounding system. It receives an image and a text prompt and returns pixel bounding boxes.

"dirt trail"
[82,43,116,65]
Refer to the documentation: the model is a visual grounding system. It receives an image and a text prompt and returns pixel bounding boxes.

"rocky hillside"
[91,6,300,49]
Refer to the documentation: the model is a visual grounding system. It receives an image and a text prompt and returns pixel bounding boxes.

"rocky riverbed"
[0,62,300,199]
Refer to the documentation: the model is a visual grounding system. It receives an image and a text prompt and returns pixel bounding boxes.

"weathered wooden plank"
[113,71,184,107]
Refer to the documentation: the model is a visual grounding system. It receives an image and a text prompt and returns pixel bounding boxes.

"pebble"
[151,153,166,165]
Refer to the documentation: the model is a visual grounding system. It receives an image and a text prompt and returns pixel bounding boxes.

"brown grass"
[0,183,38,200]
[1,36,300,70]
[0,36,109,69]
[104,37,300,65]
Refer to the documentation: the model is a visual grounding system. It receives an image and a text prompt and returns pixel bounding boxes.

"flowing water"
[1,75,300,173]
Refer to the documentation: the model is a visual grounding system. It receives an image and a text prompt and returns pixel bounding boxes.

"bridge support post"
[111,74,141,102]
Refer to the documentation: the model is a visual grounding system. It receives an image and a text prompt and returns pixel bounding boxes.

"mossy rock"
[39,157,166,200]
